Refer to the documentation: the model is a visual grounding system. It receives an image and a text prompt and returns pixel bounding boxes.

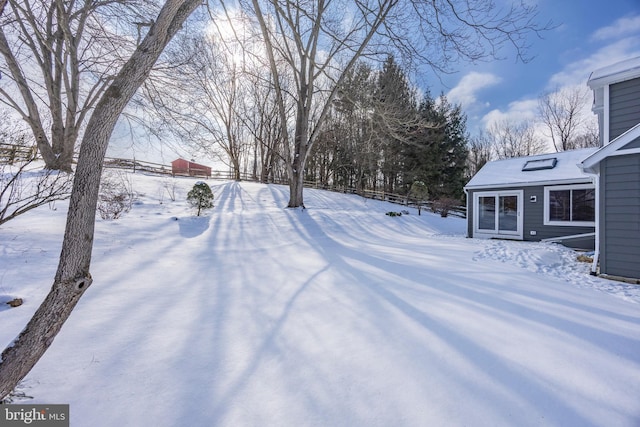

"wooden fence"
[104,157,466,217]
[1,148,466,217]
[0,143,37,163]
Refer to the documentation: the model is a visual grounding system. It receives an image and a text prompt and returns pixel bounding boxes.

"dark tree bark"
[0,0,202,400]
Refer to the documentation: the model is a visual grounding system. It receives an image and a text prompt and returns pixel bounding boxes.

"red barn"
[171,158,212,178]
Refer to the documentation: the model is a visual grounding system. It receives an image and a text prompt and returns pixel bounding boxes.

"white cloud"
[481,99,556,152]
[482,99,539,129]
[446,72,501,109]
[549,38,640,87]
[469,12,639,151]
[591,14,640,41]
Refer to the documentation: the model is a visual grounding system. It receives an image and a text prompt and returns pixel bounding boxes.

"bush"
[430,198,460,218]
[187,181,214,216]
[162,178,178,202]
[1,157,72,226]
[97,170,135,220]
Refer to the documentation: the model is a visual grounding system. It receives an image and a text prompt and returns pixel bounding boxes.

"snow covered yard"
[1,173,639,426]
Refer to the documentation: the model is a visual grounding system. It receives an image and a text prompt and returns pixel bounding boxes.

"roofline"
[587,57,640,88]
[580,123,640,172]
[464,177,593,191]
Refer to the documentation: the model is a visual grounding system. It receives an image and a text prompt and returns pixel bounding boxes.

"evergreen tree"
[187,182,214,216]
[308,59,469,201]
[405,94,469,200]
[374,56,418,193]
[437,98,469,199]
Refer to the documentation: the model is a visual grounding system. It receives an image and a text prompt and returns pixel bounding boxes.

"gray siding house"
[464,148,597,249]
[580,57,640,281]
[464,56,640,280]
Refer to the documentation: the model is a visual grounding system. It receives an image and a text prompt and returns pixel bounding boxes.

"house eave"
[587,57,640,89]
[464,177,593,192]
[580,122,640,171]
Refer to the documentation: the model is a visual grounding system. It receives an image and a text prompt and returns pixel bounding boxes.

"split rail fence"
[1,147,465,217]
[101,157,466,218]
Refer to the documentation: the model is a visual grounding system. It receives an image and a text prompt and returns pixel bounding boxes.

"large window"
[544,184,595,226]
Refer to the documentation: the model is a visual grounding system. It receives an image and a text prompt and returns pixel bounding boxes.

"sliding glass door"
[474,191,523,239]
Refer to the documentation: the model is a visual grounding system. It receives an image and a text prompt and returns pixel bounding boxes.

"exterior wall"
[187,162,212,177]
[466,185,595,249]
[609,77,640,141]
[171,159,190,175]
[600,152,640,279]
[171,159,211,177]
[623,135,640,149]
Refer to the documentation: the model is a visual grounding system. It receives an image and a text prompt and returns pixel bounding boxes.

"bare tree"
[0,0,202,401]
[570,120,599,149]
[244,77,287,183]
[466,130,493,178]
[249,0,400,207]
[245,0,548,207]
[0,119,72,225]
[0,0,151,171]
[538,85,598,152]
[142,13,258,180]
[0,158,72,226]
[488,119,547,159]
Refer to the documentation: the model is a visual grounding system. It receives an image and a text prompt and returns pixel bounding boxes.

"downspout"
[581,170,600,275]
[463,187,470,238]
[591,173,600,275]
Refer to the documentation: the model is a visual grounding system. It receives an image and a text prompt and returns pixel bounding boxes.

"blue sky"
[109,0,640,163]
[437,0,640,135]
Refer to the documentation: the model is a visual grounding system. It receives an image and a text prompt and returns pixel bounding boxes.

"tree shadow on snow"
[176,215,211,238]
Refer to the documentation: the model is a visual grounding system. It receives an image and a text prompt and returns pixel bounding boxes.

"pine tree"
[374,56,418,193]
[405,94,469,201]
[187,182,214,216]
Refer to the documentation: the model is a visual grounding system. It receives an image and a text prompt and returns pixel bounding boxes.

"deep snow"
[1,172,639,426]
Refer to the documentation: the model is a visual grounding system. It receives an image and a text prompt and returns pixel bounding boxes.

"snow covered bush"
[97,170,135,220]
[187,181,214,216]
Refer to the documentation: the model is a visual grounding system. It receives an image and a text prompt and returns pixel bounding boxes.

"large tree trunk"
[288,168,305,207]
[287,130,309,207]
[0,0,202,401]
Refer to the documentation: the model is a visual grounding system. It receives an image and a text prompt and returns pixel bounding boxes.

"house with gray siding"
[579,57,640,281]
[464,56,640,280]
[464,148,597,249]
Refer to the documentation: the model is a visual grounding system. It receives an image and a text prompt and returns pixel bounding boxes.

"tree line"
[307,57,468,201]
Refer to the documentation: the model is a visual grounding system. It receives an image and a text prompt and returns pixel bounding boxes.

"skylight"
[522,158,557,171]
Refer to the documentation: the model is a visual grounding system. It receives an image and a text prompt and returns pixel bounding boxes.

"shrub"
[430,198,460,218]
[409,181,429,215]
[97,170,135,220]
[187,181,214,216]
[162,178,178,202]
[1,157,72,226]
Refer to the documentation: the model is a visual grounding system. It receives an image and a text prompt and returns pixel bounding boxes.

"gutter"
[464,177,593,192]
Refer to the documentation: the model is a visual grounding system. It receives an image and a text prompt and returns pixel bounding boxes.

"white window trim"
[544,184,596,227]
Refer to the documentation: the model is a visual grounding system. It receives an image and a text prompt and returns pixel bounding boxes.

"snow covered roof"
[465,148,598,190]
[588,56,640,88]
